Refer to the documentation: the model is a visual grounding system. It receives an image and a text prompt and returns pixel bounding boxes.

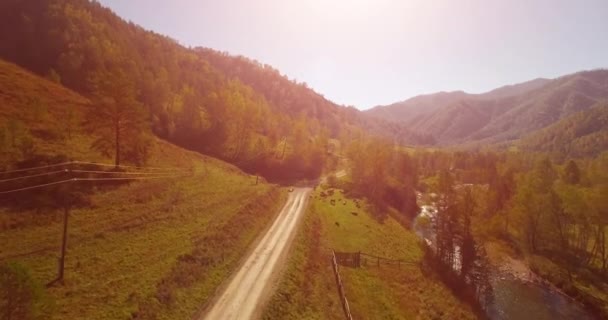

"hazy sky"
[98,0,608,109]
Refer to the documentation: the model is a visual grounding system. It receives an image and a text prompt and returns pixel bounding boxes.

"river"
[414,193,597,320]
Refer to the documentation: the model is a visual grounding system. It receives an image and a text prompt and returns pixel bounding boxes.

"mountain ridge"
[364,69,608,150]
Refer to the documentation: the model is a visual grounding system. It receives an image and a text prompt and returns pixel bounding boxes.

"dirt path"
[201,188,311,320]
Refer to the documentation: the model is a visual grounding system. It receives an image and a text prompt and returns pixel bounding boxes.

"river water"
[414,195,596,320]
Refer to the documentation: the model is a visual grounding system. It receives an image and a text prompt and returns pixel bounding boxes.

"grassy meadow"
[0,59,290,319]
[0,149,287,319]
[263,186,476,320]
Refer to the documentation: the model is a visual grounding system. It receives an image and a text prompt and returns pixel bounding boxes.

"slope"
[0,0,432,184]
[195,48,435,145]
[366,70,608,147]
[366,78,550,125]
[518,102,608,158]
[366,91,470,126]
[0,59,287,319]
[480,78,551,100]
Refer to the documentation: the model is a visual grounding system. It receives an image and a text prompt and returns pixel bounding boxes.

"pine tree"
[86,67,149,167]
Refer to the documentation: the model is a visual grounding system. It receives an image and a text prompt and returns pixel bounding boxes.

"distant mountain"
[366,91,470,125]
[366,70,608,149]
[479,78,551,100]
[518,102,608,159]
[366,78,550,125]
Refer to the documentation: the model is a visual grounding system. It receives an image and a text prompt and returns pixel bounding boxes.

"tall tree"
[459,188,476,279]
[87,67,149,167]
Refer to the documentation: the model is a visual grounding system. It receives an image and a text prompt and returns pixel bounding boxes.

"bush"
[0,262,50,319]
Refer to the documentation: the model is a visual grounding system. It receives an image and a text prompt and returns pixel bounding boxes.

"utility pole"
[58,188,71,284]
[49,169,72,287]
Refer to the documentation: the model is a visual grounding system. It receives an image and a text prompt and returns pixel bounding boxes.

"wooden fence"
[331,250,354,320]
[334,251,418,269]
[330,250,418,319]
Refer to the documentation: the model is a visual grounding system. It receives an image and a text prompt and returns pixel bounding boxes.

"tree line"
[409,148,608,317]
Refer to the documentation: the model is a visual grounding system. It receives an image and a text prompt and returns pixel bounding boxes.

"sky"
[97,0,608,110]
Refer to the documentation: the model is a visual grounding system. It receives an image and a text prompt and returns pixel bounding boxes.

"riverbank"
[485,241,605,319]
[486,242,570,296]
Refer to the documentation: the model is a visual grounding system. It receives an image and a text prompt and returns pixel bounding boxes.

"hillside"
[0,0,330,181]
[478,78,551,100]
[0,0,434,183]
[195,48,435,145]
[366,91,470,126]
[366,78,550,125]
[0,58,288,319]
[366,70,608,149]
[518,102,608,158]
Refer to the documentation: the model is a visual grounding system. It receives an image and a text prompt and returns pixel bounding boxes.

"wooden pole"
[58,184,71,284]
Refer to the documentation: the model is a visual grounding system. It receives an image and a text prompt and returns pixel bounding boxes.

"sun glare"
[303,0,385,20]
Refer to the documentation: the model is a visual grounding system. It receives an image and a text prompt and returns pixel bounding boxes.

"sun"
[303,0,381,20]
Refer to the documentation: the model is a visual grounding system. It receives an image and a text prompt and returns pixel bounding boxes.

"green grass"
[264,188,476,319]
[0,59,289,319]
[0,153,287,319]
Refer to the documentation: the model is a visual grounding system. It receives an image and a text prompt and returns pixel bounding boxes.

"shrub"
[0,262,50,320]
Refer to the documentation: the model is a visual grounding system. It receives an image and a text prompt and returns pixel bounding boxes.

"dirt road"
[201,188,311,320]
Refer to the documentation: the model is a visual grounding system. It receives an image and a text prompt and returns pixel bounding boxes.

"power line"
[74,176,186,182]
[0,175,188,195]
[0,161,191,175]
[0,170,67,183]
[0,179,73,195]
[0,162,72,174]
[72,161,189,172]
[70,169,187,176]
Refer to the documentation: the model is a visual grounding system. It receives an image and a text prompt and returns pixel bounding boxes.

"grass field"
[0,59,290,319]
[0,144,287,319]
[263,187,476,320]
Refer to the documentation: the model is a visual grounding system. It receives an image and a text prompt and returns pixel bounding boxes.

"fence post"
[332,250,353,320]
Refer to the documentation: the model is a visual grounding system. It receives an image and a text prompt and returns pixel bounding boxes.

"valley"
[1,1,607,320]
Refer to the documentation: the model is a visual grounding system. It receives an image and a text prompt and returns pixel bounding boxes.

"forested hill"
[366,70,608,150]
[0,0,432,181]
[518,102,608,159]
[366,78,551,126]
[194,48,435,145]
